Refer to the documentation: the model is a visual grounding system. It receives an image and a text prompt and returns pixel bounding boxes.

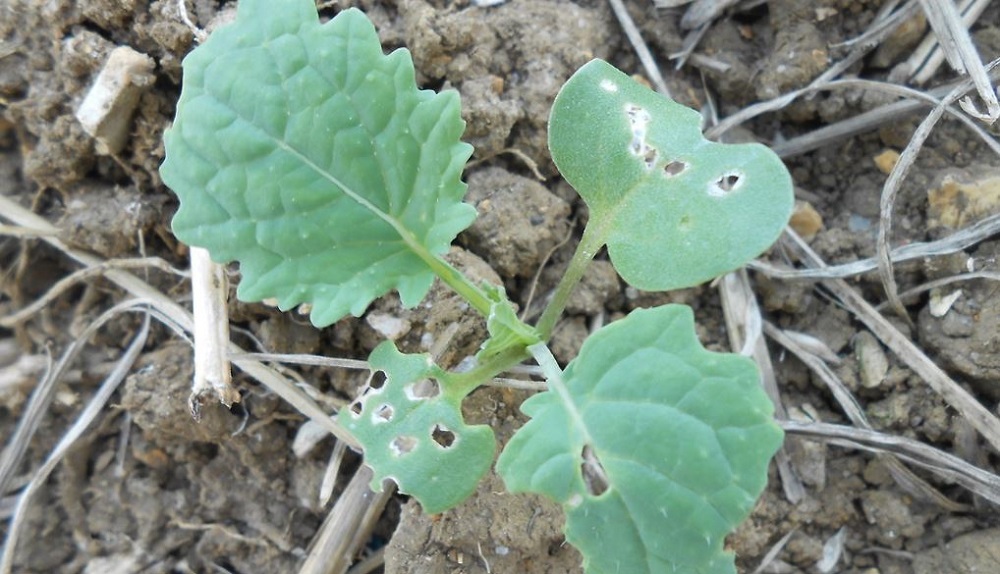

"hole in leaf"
[718,174,741,190]
[405,378,440,400]
[709,172,744,196]
[369,370,387,390]
[374,404,394,422]
[431,424,456,448]
[580,445,609,496]
[624,103,651,158]
[663,160,687,176]
[390,435,418,457]
[349,401,363,416]
[643,148,657,170]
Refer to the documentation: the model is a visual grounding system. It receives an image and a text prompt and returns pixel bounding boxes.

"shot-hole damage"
[369,370,387,389]
[404,378,440,400]
[390,435,418,457]
[663,160,688,176]
[625,103,652,164]
[374,403,394,422]
[580,445,609,496]
[643,148,657,170]
[431,424,456,448]
[708,172,744,197]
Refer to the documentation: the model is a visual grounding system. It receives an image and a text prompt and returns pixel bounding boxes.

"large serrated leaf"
[339,341,495,514]
[549,59,793,291]
[161,1,475,326]
[497,305,783,574]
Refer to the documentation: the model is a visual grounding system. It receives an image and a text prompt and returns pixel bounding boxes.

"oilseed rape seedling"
[161,1,794,572]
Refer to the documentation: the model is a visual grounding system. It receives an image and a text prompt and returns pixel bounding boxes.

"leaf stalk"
[535,222,605,340]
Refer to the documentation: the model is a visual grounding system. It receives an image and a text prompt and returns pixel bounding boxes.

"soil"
[3,0,1000,573]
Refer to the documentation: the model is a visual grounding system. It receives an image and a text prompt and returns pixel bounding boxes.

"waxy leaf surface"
[549,59,793,291]
[339,341,495,514]
[497,305,783,574]
[161,1,474,326]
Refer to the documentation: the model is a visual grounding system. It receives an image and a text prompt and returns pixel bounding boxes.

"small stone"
[927,168,1000,229]
[75,46,155,154]
[789,200,823,240]
[854,332,889,389]
[870,10,927,69]
[365,312,412,341]
[928,288,962,318]
[873,149,900,174]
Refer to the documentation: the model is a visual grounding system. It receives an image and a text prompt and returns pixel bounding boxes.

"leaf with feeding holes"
[339,341,495,514]
[549,59,793,291]
[497,305,783,574]
[161,2,475,326]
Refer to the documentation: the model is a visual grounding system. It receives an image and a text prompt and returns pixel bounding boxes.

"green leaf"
[339,341,495,514]
[549,59,793,291]
[497,305,783,574]
[477,284,541,361]
[161,2,475,326]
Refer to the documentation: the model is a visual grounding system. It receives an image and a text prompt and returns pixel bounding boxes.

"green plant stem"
[418,251,495,318]
[527,342,589,436]
[449,345,532,397]
[535,223,605,340]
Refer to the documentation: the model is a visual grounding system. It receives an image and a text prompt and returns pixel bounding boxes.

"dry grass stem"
[345,547,385,574]
[874,63,1000,322]
[884,271,1000,309]
[607,0,671,97]
[917,0,999,121]
[0,257,188,328]
[782,420,1000,506]
[765,322,968,511]
[189,246,237,409]
[781,227,1000,454]
[811,1,918,89]
[0,299,150,499]
[298,465,392,574]
[0,307,149,574]
[0,223,56,238]
[903,0,987,84]
[710,75,1000,157]
[0,194,361,449]
[678,0,742,30]
[230,352,370,371]
[752,213,1000,280]
[751,528,797,574]
[320,439,349,507]
[720,271,806,504]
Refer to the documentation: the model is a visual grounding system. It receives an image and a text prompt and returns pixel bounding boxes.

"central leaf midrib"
[201,50,433,266]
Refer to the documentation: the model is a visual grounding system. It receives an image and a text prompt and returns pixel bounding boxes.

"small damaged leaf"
[339,341,495,514]
[497,305,783,574]
[549,59,794,291]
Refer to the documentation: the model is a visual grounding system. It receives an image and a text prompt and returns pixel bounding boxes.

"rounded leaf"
[497,305,783,573]
[549,60,793,291]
